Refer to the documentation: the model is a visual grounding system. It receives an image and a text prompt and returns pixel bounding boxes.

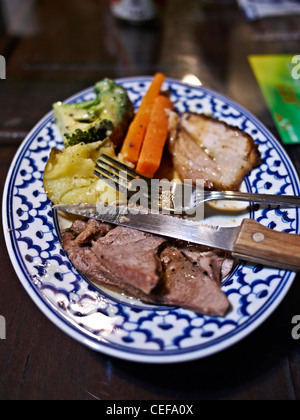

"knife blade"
[53,203,300,271]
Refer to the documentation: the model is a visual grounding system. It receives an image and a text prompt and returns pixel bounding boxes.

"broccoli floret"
[63,119,114,148]
[53,79,134,148]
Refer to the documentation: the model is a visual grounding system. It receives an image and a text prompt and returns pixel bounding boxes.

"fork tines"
[94,154,151,195]
[94,154,185,212]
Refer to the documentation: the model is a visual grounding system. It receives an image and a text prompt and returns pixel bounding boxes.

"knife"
[53,203,300,272]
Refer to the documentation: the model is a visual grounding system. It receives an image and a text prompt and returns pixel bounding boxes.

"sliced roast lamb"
[169,112,261,191]
[91,226,166,295]
[62,221,166,298]
[159,247,230,317]
[177,244,235,285]
[61,219,233,317]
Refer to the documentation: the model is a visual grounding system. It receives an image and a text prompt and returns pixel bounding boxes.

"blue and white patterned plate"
[3,77,300,364]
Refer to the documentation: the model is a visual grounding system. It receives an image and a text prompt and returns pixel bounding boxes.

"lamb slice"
[171,129,220,189]
[158,247,231,317]
[62,229,148,297]
[62,230,116,287]
[92,226,166,295]
[62,222,166,297]
[178,244,235,285]
[61,221,118,287]
[170,112,260,191]
[69,219,89,235]
[74,219,114,245]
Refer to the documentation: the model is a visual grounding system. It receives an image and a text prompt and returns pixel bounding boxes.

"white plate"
[3,77,300,364]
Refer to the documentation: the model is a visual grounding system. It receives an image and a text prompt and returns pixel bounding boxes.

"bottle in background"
[110,0,160,24]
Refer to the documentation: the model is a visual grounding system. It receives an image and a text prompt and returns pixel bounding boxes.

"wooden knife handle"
[232,219,300,272]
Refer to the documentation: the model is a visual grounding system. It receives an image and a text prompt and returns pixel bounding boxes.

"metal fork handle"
[199,190,300,208]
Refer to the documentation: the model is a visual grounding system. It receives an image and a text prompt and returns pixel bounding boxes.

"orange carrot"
[136,94,174,178]
[121,73,166,164]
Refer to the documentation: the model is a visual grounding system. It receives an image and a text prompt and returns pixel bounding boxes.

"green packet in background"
[249,55,300,145]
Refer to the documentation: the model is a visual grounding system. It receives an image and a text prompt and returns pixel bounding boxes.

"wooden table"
[1,0,300,400]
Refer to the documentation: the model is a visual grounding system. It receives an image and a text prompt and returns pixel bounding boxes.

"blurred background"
[0,0,299,150]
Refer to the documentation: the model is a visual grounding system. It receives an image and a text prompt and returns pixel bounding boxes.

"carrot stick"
[121,73,166,164]
[136,95,174,178]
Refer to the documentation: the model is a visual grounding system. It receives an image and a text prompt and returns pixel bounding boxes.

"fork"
[94,154,300,213]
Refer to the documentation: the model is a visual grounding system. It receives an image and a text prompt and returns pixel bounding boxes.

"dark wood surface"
[1,0,300,400]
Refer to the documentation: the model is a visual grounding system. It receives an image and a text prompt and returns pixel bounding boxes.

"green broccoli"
[53,79,134,148]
